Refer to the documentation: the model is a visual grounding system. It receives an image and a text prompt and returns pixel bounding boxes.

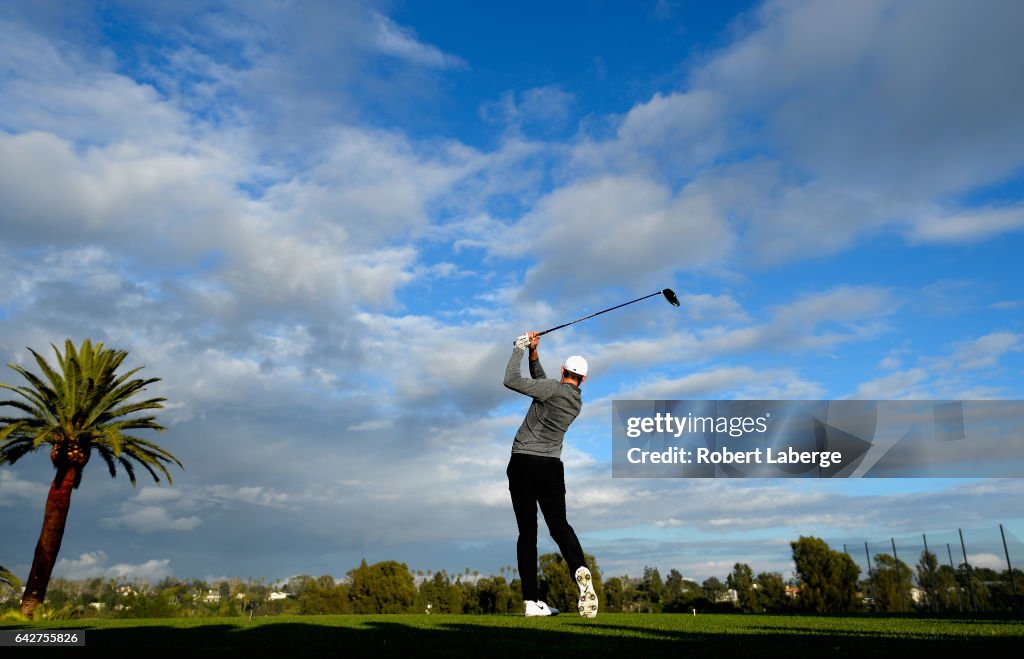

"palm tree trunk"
[20,465,79,618]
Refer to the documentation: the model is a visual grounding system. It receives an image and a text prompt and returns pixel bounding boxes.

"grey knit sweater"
[503,346,582,459]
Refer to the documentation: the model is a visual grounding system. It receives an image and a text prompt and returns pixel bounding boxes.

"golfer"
[503,331,598,618]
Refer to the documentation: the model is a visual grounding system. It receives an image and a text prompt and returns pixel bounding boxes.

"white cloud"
[97,483,295,535]
[602,366,825,401]
[0,470,48,504]
[53,551,173,582]
[948,332,1022,371]
[717,285,894,352]
[101,506,202,534]
[701,0,1024,194]
[966,552,1009,571]
[582,89,727,176]
[481,85,576,135]
[200,484,292,509]
[557,0,1024,268]
[850,332,1022,399]
[909,205,1024,244]
[678,293,750,324]
[370,13,465,69]
[851,369,930,400]
[0,131,236,255]
[0,20,190,145]
[493,174,733,292]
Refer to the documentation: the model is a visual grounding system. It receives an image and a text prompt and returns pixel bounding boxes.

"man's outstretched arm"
[504,332,555,399]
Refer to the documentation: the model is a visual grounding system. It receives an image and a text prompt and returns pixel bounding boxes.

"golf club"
[537,288,680,337]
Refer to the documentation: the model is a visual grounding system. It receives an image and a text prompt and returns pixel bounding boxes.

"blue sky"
[2,0,1023,586]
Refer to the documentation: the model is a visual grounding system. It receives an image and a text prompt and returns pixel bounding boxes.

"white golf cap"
[562,355,588,377]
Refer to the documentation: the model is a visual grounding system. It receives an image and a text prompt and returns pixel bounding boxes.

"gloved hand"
[514,334,529,350]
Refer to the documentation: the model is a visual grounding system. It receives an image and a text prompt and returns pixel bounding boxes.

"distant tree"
[603,576,625,612]
[298,574,349,614]
[418,570,462,613]
[662,569,701,613]
[790,536,860,613]
[347,560,416,614]
[955,564,992,612]
[636,566,664,612]
[471,576,516,614]
[1003,568,1024,611]
[286,575,314,594]
[915,550,940,611]
[508,577,521,604]
[538,554,576,612]
[755,572,789,612]
[122,589,181,618]
[727,563,760,612]
[872,554,913,612]
[932,564,963,612]
[702,576,728,604]
[247,581,269,600]
[456,578,481,614]
[42,578,77,610]
[0,340,181,618]
[214,597,240,617]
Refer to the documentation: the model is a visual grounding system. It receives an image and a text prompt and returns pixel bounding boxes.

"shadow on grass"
[41,617,1024,658]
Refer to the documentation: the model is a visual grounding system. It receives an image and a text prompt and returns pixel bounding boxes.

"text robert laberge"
[626,446,843,468]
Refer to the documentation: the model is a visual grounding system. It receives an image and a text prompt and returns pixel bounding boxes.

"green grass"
[3,613,1023,657]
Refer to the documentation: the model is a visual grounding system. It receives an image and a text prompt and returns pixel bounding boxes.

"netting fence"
[841,524,1023,613]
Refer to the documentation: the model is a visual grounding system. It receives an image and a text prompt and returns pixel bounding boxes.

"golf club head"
[662,288,680,306]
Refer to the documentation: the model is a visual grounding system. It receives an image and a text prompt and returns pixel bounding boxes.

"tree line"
[4,535,1020,619]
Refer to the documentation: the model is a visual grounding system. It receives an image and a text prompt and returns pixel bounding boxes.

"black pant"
[506,452,586,602]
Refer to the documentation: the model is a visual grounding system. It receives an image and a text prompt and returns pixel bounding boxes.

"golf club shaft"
[537,291,663,336]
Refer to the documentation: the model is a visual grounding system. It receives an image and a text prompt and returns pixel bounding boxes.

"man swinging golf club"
[504,331,598,618]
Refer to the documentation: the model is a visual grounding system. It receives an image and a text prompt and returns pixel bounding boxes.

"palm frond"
[30,347,69,404]
[117,455,138,486]
[32,426,58,448]
[1,398,51,420]
[96,446,118,479]
[0,435,39,465]
[0,420,36,444]
[0,565,20,588]
[84,370,153,425]
[1,373,58,416]
[96,397,166,427]
[101,415,166,433]
[123,436,184,469]
[118,435,181,484]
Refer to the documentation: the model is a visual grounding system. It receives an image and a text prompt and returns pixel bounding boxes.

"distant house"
[204,590,221,603]
[784,586,800,599]
[268,591,289,601]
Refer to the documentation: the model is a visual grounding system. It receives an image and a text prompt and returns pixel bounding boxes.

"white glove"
[514,334,529,350]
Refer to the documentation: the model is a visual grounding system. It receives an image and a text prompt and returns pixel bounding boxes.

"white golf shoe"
[524,600,559,617]
[575,566,598,618]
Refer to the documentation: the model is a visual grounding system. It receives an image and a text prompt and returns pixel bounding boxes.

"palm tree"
[0,339,181,618]
[1,564,20,588]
